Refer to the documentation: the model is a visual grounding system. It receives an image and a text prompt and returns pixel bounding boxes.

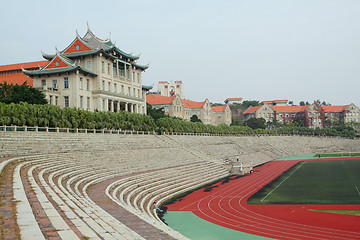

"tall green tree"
[190,114,202,123]
[245,117,266,129]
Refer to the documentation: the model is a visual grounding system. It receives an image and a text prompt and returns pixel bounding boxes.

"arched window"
[55,61,59,66]
[75,44,80,50]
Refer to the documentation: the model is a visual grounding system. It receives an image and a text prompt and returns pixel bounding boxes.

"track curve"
[167,157,360,240]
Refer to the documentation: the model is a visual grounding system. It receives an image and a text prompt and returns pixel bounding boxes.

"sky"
[1,0,359,106]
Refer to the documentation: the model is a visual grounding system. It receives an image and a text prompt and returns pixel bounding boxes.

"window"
[55,61,59,66]
[41,79,46,86]
[80,96,83,108]
[52,79,57,89]
[114,83,117,92]
[55,96,58,105]
[101,61,104,73]
[64,77,69,89]
[165,106,169,112]
[107,63,110,74]
[86,79,89,90]
[80,77,83,89]
[137,73,140,82]
[121,85,124,94]
[102,81,105,90]
[87,61,92,70]
[87,97,90,110]
[49,95,52,105]
[102,99,105,110]
[133,88,136,97]
[108,82,110,91]
[64,96,69,107]
[128,87,131,95]
[138,89,140,98]
[75,44,80,50]
[133,72,136,82]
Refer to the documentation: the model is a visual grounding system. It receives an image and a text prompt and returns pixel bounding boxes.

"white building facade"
[23,26,151,114]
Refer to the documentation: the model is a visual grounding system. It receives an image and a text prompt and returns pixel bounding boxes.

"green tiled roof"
[142,85,153,91]
[134,62,149,70]
[23,66,97,77]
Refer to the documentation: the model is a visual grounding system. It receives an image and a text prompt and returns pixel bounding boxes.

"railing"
[0,125,154,135]
[0,125,357,139]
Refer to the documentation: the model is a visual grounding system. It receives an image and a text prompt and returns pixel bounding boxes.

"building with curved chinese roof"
[22,25,151,113]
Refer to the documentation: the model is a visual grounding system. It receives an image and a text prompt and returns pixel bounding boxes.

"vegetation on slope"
[0,102,357,138]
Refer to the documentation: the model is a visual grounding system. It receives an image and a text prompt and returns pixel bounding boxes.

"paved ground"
[87,177,176,240]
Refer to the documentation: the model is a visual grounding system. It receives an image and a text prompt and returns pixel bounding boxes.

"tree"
[146,103,167,122]
[242,100,260,109]
[190,115,202,123]
[299,101,310,106]
[245,118,266,129]
[0,81,47,104]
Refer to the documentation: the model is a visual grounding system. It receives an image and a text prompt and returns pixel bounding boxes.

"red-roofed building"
[0,61,48,86]
[182,98,213,125]
[211,105,232,125]
[243,105,275,122]
[322,104,360,130]
[146,93,183,118]
[146,94,231,125]
[224,98,243,105]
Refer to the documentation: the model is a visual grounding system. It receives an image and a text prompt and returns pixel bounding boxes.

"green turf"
[314,153,360,158]
[165,211,272,240]
[248,160,360,204]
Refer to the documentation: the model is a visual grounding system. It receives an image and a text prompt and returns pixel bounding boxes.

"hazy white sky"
[1,0,359,106]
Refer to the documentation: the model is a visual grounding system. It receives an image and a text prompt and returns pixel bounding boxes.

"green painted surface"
[165,211,272,240]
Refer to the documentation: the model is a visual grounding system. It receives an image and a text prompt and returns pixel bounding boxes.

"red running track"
[167,157,360,240]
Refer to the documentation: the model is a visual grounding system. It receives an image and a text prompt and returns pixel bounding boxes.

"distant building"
[158,81,184,99]
[146,93,231,125]
[21,25,150,114]
[0,61,48,86]
[243,102,360,130]
[211,105,232,126]
[224,98,243,105]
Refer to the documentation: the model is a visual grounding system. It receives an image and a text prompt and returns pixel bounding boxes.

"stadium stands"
[0,131,359,239]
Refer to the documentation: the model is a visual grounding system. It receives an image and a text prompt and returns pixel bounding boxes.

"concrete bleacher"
[1,131,360,239]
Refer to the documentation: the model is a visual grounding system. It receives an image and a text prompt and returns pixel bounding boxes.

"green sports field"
[248,160,360,204]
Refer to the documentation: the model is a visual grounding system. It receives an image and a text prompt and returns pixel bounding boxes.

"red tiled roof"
[322,105,349,112]
[146,94,175,105]
[182,99,206,109]
[226,98,243,101]
[0,74,34,86]
[212,105,226,112]
[261,100,288,104]
[0,61,48,72]
[272,105,309,113]
[243,105,262,114]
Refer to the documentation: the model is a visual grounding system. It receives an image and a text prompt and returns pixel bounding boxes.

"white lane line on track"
[356,186,360,197]
[261,161,305,202]
[199,162,326,240]
[197,160,360,240]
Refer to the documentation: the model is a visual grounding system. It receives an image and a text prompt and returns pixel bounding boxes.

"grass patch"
[248,160,360,204]
[314,153,360,158]
[308,209,360,216]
